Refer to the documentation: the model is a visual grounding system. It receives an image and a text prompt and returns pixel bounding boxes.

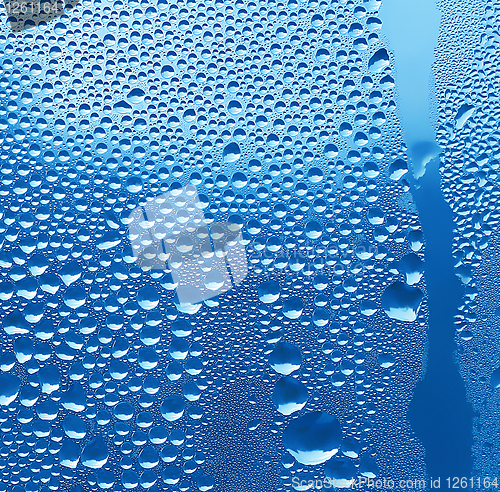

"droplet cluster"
[0,0,429,489]
[433,0,500,479]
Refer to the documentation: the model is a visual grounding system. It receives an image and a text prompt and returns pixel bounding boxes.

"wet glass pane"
[0,0,495,489]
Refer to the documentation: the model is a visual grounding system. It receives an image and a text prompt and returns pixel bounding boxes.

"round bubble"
[160,395,186,421]
[258,281,281,304]
[381,282,424,322]
[81,435,109,469]
[170,319,192,337]
[136,285,160,311]
[268,342,302,375]
[272,376,308,415]
[0,374,20,406]
[282,297,304,319]
[63,415,87,439]
[283,411,342,465]
[324,458,357,487]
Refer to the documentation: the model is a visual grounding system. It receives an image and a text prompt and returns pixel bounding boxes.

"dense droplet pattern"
[433,0,500,479]
[0,0,431,489]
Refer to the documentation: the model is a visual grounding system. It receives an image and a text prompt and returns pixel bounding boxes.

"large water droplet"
[283,411,342,465]
[381,282,424,322]
[272,376,308,415]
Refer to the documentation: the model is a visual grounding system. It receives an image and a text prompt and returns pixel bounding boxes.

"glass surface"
[0,0,496,490]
